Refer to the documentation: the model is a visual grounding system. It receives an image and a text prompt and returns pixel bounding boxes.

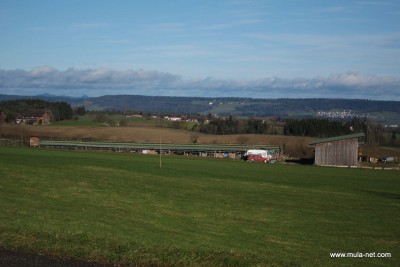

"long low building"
[40,140,283,158]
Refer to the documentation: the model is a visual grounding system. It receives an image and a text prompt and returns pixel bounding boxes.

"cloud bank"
[0,67,399,100]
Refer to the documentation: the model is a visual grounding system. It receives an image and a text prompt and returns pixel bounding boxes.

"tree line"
[194,115,269,135]
[192,116,351,137]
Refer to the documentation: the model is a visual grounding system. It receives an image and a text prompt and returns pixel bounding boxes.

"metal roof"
[40,140,281,152]
[309,132,365,146]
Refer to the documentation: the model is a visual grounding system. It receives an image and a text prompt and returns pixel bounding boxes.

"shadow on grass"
[0,248,117,267]
[285,158,315,165]
[359,190,400,200]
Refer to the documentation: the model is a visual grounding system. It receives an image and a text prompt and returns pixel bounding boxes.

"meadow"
[0,146,399,266]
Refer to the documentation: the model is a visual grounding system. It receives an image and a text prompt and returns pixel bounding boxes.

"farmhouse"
[16,109,53,125]
[309,133,365,167]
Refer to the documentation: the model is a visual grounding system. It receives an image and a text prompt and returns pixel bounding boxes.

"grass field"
[0,147,399,266]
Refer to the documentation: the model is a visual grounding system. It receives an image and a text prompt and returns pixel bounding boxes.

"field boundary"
[359,166,400,171]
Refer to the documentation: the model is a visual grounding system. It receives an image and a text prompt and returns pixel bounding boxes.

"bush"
[93,114,108,123]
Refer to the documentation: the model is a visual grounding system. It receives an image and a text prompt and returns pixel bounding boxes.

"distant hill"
[1,94,399,124]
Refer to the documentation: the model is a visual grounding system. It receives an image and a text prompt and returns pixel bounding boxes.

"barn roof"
[40,140,282,152]
[309,133,365,146]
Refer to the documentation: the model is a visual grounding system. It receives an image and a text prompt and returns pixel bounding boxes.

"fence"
[0,138,29,147]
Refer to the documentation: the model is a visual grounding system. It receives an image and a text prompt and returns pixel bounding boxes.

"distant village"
[315,109,380,120]
[315,110,398,129]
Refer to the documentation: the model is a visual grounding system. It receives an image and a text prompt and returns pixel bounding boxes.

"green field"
[0,147,399,266]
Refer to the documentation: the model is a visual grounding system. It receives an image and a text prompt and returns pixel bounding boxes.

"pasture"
[0,146,399,266]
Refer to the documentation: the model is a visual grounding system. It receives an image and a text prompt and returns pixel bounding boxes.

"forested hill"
[0,94,399,124]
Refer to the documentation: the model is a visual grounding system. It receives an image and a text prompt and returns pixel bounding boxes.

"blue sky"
[0,0,399,99]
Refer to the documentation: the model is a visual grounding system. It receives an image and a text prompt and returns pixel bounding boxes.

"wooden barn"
[29,136,41,147]
[309,133,365,167]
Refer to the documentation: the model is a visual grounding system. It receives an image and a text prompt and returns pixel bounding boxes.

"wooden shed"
[30,136,40,147]
[309,133,365,167]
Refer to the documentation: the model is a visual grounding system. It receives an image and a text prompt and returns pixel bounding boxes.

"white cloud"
[30,66,57,76]
[0,67,399,100]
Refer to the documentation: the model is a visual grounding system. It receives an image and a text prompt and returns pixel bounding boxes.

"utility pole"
[20,125,23,146]
[159,136,162,168]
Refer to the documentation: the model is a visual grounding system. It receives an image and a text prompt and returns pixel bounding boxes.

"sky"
[0,0,399,99]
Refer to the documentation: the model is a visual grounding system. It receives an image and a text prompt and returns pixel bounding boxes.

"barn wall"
[315,138,358,166]
[29,137,40,147]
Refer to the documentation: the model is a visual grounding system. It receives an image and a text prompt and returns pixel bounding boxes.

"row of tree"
[284,118,351,137]
[192,116,353,137]
[194,116,269,135]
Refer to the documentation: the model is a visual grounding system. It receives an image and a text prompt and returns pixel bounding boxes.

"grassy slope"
[0,147,399,266]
